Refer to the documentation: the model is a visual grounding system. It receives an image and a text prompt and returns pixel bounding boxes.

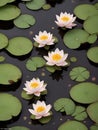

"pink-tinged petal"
[35,115,42,119]
[28,109,35,115]
[34,92,40,97]
[44,56,50,61]
[38,44,45,47]
[46,105,52,112]
[46,62,55,66]
[43,112,50,117]
[56,61,68,66]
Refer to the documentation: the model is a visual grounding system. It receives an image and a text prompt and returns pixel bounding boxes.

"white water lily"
[44,48,68,66]
[29,100,52,119]
[55,12,76,29]
[33,31,55,47]
[23,78,47,97]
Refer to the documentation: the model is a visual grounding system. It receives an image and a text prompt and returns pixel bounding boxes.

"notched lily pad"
[87,47,98,63]
[87,102,98,123]
[14,14,36,29]
[69,66,90,82]
[9,126,30,130]
[0,33,8,50]
[0,93,22,121]
[26,57,46,71]
[0,63,22,85]
[70,82,98,104]
[6,37,33,56]
[63,29,89,49]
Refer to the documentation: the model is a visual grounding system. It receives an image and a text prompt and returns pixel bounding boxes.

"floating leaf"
[26,0,46,10]
[74,112,87,121]
[39,114,52,124]
[9,126,30,130]
[0,33,8,50]
[87,47,98,63]
[90,124,98,130]
[87,34,97,44]
[14,14,36,29]
[63,29,89,49]
[42,4,51,10]
[21,90,33,100]
[83,15,98,34]
[0,93,22,121]
[0,5,21,21]
[6,37,33,56]
[46,66,61,73]
[74,4,98,20]
[70,82,98,104]
[0,56,5,62]
[54,98,76,115]
[0,0,15,7]
[69,66,90,82]
[87,102,98,123]
[58,120,88,130]
[26,57,46,71]
[72,106,86,116]
[94,3,98,9]
[70,57,77,63]
[0,63,22,85]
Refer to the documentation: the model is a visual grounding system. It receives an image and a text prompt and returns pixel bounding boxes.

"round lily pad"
[74,4,98,20]
[39,115,52,124]
[87,34,97,44]
[26,57,46,71]
[90,124,98,130]
[6,37,33,56]
[14,14,36,29]
[54,98,76,115]
[0,63,22,85]
[69,66,90,82]
[94,3,98,9]
[0,0,15,7]
[0,93,22,121]
[83,15,98,34]
[0,5,21,21]
[63,29,89,49]
[87,102,98,123]
[9,126,30,130]
[0,33,8,50]
[70,82,98,104]
[87,47,98,63]
[26,0,46,10]
[58,120,88,130]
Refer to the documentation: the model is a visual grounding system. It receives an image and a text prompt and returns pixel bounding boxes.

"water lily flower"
[33,31,55,47]
[23,78,47,97]
[29,100,52,119]
[44,48,68,66]
[55,12,76,29]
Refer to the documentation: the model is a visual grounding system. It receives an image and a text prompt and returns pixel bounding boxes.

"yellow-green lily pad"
[87,34,97,44]
[94,3,98,9]
[9,126,30,130]
[87,47,98,63]
[0,0,15,7]
[0,33,8,50]
[90,124,98,130]
[0,63,22,85]
[0,93,22,121]
[6,37,33,56]
[87,102,98,123]
[70,82,98,104]
[0,56,5,62]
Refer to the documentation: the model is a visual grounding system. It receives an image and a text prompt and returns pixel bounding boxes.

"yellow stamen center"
[61,16,70,22]
[31,82,39,88]
[36,106,45,112]
[52,54,62,61]
[40,35,48,40]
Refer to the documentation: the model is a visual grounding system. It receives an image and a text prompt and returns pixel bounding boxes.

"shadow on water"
[46,0,64,6]
[0,21,14,30]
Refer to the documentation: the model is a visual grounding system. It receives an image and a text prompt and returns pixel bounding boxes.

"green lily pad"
[46,66,61,73]
[87,47,98,63]
[70,57,77,63]
[72,106,86,116]
[69,66,90,82]
[87,102,98,123]
[74,112,87,121]
[6,37,33,56]
[63,29,89,49]
[0,33,8,50]
[26,57,46,71]
[26,0,46,10]
[0,63,22,85]
[90,124,98,130]
[58,120,88,130]
[94,3,98,9]
[54,98,76,115]
[0,5,21,21]
[9,126,30,130]
[83,15,98,34]
[14,14,36,29]
[70,82,98,104]
[39,114,52,124]
[21,90,34,100]
[0,93,22,121]
[42,4,51,10]
[0,56,5,62]
[0,0,15,7]
[87,34,97,44]
[74,4,98,20]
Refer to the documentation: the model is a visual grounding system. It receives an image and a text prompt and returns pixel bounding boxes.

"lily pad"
[0,5,21,21]
[26,0,46,10]
[0,0,15,7]
[63,29,89,49]
[90,124,98,130]
[0,33,8,50]
[83,15,98,34]
[74,4,98,20]
[87,47,98,63]
[0,63,22,85]
[46,66,61,73]
[87,34,97,44]
[70,57,77,63]
[58,120,88,130]
[94,3,98,9]
[9,126,30,130]
[6,37,33,56]
[0,56,5,62]
[42,4,51,10]
[70,82,98,104]
[69,66,90,82]
[39,115,52,124]
[26,57,46,71]
[14,14,36,29]
[0,93,22,121]
[87,102,98,123]
[54,98,76,115]
[21,90,34,100]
